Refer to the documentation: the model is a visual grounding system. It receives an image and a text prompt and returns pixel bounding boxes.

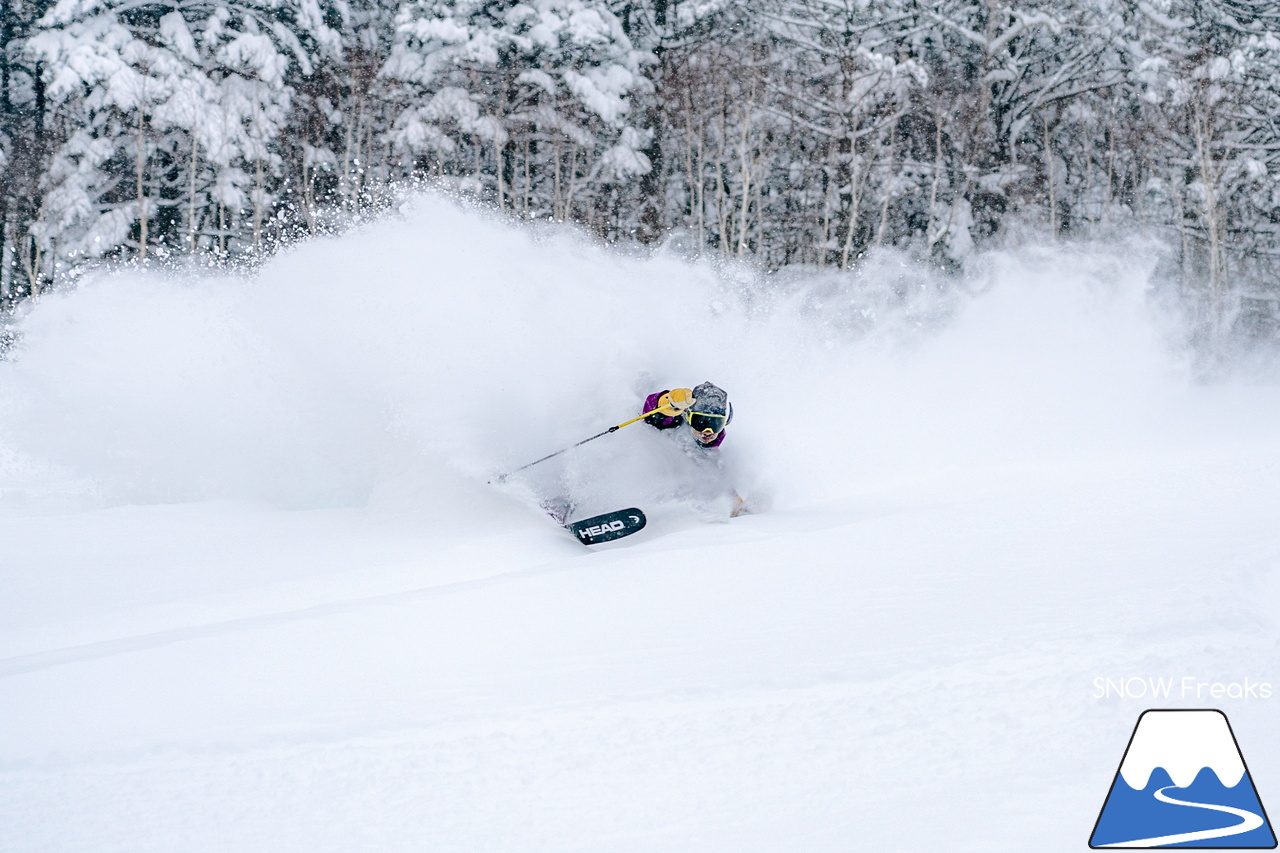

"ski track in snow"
[0,552,580,678]
[2,199,1280,851]
[0,632,1224,851]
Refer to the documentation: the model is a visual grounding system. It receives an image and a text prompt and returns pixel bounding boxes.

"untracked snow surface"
[2,197,1279,851]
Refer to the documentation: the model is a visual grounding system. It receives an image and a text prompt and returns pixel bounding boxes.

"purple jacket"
[643,390,726,448]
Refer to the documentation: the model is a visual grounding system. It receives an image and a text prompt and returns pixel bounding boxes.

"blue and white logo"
[1090,709,1276,848]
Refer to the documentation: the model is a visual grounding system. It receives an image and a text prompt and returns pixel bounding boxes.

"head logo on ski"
[569,509,647,545]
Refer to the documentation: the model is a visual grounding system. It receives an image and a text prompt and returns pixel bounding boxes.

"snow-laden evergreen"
[3,0,1280,334]
[25,0,335,264]
[382,0,650,212]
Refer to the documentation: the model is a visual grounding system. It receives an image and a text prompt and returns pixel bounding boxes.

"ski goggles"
[686,410,727,434]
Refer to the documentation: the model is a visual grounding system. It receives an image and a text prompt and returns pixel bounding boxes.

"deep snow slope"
[2,198,1279,852]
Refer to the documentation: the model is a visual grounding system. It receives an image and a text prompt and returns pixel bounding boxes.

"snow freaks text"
[1093,677,1274,701]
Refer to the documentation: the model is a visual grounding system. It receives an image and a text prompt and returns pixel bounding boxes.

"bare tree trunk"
[136,105,148,262]
[553,135,563,219]
[840,133,869,269]
[942,168,973,246]
[637,47,667,244]
[1172,166,1188,297]
[926,117,943,247]
[875,116,897,247]
[683,96,696,233]
[20,214,43,293]
[1104,102,1116,226]
[252,152,264,253]
[360,99,373,207]
[352,94,367,215]
[523,134,531,217]
[819,142,835,267]
[1083,139,1095,226]
[341,102,354,216]
[188,132,199,252]
[735,87,756,258]
[1193,98,1223,323]
[383,134,392,190]
[753,152,765,262]
[695,114,706,250]
[566,145,580,220]
[1043,117,1055,237]
[496,138,505,213]
[495,88,507,213]
[302,145,315,235]
[716,107,729,254]
[0,204,8,300]
[0,209,10,299]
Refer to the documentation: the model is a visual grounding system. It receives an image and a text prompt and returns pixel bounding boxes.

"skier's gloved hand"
[656,388,694,416]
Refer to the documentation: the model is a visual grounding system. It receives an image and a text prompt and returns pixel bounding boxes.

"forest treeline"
[2,1,1279,327]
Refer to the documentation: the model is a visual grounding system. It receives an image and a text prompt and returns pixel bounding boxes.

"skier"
[643,381,745,516]
[520,381,741,525]
[643,382,733,447]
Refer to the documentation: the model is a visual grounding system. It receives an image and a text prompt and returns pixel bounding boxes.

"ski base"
[568,507,647,545]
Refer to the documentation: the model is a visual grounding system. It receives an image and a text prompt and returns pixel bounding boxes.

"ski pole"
[493,407,664,482]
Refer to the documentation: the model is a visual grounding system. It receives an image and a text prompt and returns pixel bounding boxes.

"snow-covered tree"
[382,0,652,224]
[28,0,337,266]
[1122,0,1280,325]
[1,0,59,301]
[3,0,1280,328]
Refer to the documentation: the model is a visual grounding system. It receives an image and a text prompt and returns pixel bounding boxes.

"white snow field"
[2,197,1279,852]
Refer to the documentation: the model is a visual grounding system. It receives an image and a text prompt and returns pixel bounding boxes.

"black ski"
[568,507,647,545]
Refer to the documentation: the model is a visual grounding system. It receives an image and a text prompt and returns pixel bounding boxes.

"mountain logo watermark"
[1090,709,1276,848]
